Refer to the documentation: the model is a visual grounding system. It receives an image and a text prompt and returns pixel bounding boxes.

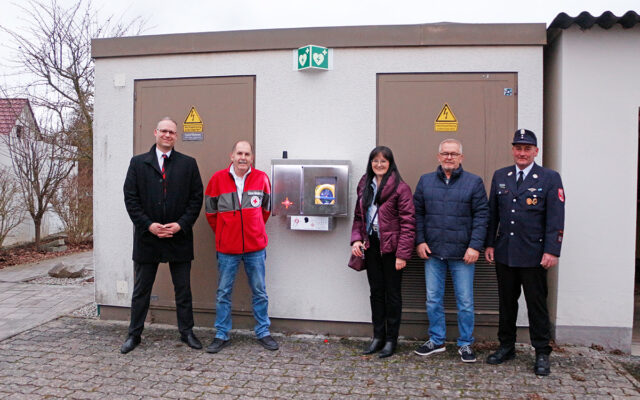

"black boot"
[378,340,397,358]
[362,338,385,355]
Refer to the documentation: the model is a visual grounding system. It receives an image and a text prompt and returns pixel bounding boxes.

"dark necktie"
[516,170,524,188]
[161,154,167,179]
[162,154,168,195]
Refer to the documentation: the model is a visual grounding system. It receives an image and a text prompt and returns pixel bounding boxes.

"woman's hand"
[395,258,407,270]
[351,241,364,257]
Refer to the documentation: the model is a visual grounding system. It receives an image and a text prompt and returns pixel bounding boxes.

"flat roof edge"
[92,23,546,59]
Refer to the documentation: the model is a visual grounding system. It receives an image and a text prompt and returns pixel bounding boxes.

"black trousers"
[365,235,403,342]
[496,262,552,355]
[128,261,194,337]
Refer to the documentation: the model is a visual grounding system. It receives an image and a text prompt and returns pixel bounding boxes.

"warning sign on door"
[434,103,458,132]
[183,106,204,133]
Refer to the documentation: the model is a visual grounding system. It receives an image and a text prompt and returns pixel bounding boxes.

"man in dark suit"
[484,129,565,376]
[121,117,204,354]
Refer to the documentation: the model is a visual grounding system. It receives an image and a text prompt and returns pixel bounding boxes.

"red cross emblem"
[281,197,294,209]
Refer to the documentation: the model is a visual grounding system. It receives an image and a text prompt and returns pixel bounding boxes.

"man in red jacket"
[204,140,277,353]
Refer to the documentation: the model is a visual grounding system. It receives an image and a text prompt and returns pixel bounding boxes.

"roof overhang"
[92,23,546,59]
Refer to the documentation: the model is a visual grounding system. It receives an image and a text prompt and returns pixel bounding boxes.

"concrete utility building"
[544,11,640,352]
[91,12,639,351]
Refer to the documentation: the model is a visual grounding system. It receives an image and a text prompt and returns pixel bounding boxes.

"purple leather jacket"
[350,173,416,260]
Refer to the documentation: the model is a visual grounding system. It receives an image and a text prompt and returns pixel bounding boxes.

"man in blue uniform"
[484,129,565,376]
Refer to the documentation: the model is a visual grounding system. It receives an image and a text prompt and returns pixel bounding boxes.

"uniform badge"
[507,171,513,176]
[526,198,538,205]
[528,188,536,192]
[532,174,538,179]
[558,188,565,202]
[250,196,262,207]
[499,183,506,188]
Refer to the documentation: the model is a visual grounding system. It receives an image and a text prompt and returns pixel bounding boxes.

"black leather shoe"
[206,338,230,354]
[486,346,516,365]
[362,338,385,355]
[180,332,202,350]
[257,335,279,351]
[120,335,141,354]
[534,353,551,376]
[378,340,397,358]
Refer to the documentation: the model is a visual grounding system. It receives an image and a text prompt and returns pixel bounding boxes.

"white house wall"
[546,25,640,351]
[94,45,543,323]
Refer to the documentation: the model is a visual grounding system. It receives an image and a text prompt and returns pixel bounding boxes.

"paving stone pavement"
[1,316,640,399]
[0,251,93,341]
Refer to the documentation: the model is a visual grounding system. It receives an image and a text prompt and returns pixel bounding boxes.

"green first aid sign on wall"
[297,45,330,70]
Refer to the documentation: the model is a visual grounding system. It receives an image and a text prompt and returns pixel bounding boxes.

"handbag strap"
[367,207,379,236]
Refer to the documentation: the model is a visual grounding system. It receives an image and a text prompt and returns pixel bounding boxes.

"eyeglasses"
[371,159,389,165]
[439,152,461,158]
[158,129,177,135]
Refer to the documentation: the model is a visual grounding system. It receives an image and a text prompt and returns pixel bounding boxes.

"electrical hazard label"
[183,106,203,133]
[434,103,458,132]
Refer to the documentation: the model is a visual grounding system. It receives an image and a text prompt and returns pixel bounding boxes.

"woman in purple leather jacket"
[351,146,415,358]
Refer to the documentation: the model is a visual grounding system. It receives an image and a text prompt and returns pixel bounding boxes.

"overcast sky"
[0,0,637,92]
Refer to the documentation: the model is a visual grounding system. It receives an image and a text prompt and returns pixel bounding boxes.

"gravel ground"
[26,267,94,285]
[69,302,98,319]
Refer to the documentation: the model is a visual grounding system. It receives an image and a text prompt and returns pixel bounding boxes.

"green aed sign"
[297,45,329,70]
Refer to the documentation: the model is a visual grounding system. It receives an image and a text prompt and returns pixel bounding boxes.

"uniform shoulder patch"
[558,188,565,202]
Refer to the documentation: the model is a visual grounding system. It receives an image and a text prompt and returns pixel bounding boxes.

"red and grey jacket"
[205,164,271,254]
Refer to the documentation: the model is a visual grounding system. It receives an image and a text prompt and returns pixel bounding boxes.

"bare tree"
[0,166,24,248]
[1,1,144,248]
[1,0,145,162]
[51,168,92,244]
[1,122,75,249]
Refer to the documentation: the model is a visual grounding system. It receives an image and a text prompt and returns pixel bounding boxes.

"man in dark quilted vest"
[413,138,489,363]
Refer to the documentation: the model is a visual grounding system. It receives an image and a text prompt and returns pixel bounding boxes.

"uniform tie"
[516,170,524,188]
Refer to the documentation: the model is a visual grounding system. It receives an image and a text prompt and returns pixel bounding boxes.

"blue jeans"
[215,250,270,340]
[425,258,475,347]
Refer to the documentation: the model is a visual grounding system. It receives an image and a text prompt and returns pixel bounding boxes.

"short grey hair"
[438,138,463,154]
[156,117,177,128]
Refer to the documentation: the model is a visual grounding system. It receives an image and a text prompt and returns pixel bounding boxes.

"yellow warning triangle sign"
[435,103,457,122]
[184,107,203,124]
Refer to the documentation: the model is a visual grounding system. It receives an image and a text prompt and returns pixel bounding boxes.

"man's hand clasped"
[149,222,181,238]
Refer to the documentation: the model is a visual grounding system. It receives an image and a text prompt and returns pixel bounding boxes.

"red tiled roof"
[0,98,29,135]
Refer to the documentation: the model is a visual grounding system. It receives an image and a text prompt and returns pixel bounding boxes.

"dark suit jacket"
[123,145,203,263]
[485,163,565,267]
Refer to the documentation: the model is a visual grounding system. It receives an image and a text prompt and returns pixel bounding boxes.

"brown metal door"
[133,76,256,313]
[377,72,516,317]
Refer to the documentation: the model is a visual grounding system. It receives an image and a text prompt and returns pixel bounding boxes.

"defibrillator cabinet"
[271,159,350,231]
